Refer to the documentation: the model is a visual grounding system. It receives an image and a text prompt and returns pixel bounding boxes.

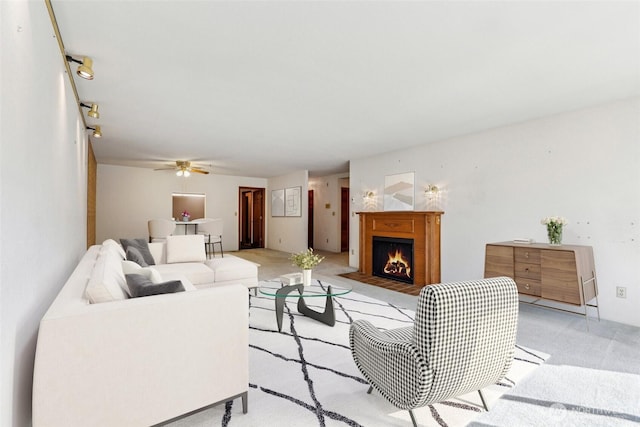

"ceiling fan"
[154,161,210,177]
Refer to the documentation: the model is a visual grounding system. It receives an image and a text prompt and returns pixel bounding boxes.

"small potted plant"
[181,210,190,222]
[290,248,325,286]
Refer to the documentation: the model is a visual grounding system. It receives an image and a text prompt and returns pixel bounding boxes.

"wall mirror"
[172,192,206,220]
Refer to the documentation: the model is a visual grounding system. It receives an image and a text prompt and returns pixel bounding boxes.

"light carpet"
[169,280,548,427]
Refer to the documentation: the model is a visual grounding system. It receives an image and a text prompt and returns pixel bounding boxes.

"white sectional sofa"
[32,235,258,426]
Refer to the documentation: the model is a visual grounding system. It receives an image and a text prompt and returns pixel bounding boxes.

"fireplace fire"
[372,236,414,284]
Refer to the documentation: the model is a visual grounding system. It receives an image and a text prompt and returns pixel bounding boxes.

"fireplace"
[372,236,414,284]
[357,211,443,288]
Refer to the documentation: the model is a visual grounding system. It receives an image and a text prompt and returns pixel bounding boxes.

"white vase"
[302,269,312,286]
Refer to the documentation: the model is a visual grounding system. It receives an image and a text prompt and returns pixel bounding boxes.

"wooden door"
[308,190,314,249]
[239,187,265,249]
[252,190,264,247]
[341,187,349,252]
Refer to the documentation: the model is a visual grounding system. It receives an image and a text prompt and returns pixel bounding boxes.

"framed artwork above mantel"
[384,172,415,211]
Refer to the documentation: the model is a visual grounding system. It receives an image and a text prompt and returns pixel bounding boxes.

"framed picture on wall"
[285,186,302,217]
[271,189,285,217]
[384,172,415,211]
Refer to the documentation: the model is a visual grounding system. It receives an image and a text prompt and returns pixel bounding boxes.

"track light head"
[88,103,99,118]
[86,125,102,138]
[66,55,94,80]
[80,102,100,119]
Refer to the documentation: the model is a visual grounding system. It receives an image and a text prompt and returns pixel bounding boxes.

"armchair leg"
[408,409,418,427]
[367,385,373,394]
[478,389,489,411]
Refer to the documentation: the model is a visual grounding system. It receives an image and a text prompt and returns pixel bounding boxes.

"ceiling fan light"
[76,57,94,80]
[183,170,191,177]
[176,170,183,177]
[88,103,100,118]
[92,125,102,138]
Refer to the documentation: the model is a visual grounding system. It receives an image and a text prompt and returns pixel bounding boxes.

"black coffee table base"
[275,283,335,332]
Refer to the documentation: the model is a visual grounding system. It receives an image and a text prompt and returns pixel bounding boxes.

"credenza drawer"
[514,248,540,264]
[514,262,541,280]
[515,278,542,297]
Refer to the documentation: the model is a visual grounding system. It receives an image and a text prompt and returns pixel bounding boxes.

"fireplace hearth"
[372,236,414,284]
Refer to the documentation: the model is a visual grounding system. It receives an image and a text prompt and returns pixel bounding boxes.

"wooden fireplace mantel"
[357,211,443,288]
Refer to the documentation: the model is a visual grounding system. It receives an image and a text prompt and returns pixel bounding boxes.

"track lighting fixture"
[65,55,94,80]
[80,102,100,119]
[86,126,102,138]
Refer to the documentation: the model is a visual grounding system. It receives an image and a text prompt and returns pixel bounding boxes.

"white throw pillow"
[145,267,163,283]
[103,239,126,259]
[120,261,163,296]
[166,235,206,264]
[122,260,163,282]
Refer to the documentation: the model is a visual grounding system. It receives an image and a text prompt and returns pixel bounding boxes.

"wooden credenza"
[484,242,597,306]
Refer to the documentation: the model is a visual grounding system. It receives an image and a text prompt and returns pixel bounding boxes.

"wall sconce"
[424,184,439,197]
[86,126,102,138]
[362,191,375,200]
[66,55,94,80]
[80,102,100,119]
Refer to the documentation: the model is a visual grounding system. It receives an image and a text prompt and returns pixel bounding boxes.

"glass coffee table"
[259,279,352,332]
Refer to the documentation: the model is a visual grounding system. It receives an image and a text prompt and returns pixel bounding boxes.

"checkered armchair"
[349,277,519,426]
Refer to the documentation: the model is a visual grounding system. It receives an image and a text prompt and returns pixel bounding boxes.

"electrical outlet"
[351,249,354,255]
[616,286,627,298]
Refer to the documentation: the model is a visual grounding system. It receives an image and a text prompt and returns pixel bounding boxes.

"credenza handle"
[524,283,530,290]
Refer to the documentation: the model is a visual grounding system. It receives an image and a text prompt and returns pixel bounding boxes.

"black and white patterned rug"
[171,281,547,426]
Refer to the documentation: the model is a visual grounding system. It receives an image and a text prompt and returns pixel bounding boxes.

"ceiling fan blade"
[190,168,209,174]
[154,167,176,171]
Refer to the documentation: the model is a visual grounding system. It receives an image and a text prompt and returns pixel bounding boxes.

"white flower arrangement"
[540,216,567,227]
[290,248,325,270]
[541,216,567,245]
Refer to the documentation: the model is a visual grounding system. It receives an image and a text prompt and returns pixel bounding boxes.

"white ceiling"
[50,1,640,178]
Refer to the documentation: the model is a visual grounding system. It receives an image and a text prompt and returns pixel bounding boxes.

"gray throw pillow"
[126,246,148,267]
[120,238,155,266]
[125,274,185,298]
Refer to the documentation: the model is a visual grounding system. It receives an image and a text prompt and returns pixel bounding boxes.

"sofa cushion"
[120,238,155,266]
[125,274,185,298]
[151,262,216,286]
[205,255,258,283]
[166,235,206,264]
[86,246,128,303]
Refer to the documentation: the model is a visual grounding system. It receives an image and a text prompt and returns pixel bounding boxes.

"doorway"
[239,187,265,249]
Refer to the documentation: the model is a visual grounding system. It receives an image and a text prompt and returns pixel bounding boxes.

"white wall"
[309,173,349,253]
[350,98,640,327]
[267,170,309,253]
[1,2,89,425]
[97,164,267,250]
